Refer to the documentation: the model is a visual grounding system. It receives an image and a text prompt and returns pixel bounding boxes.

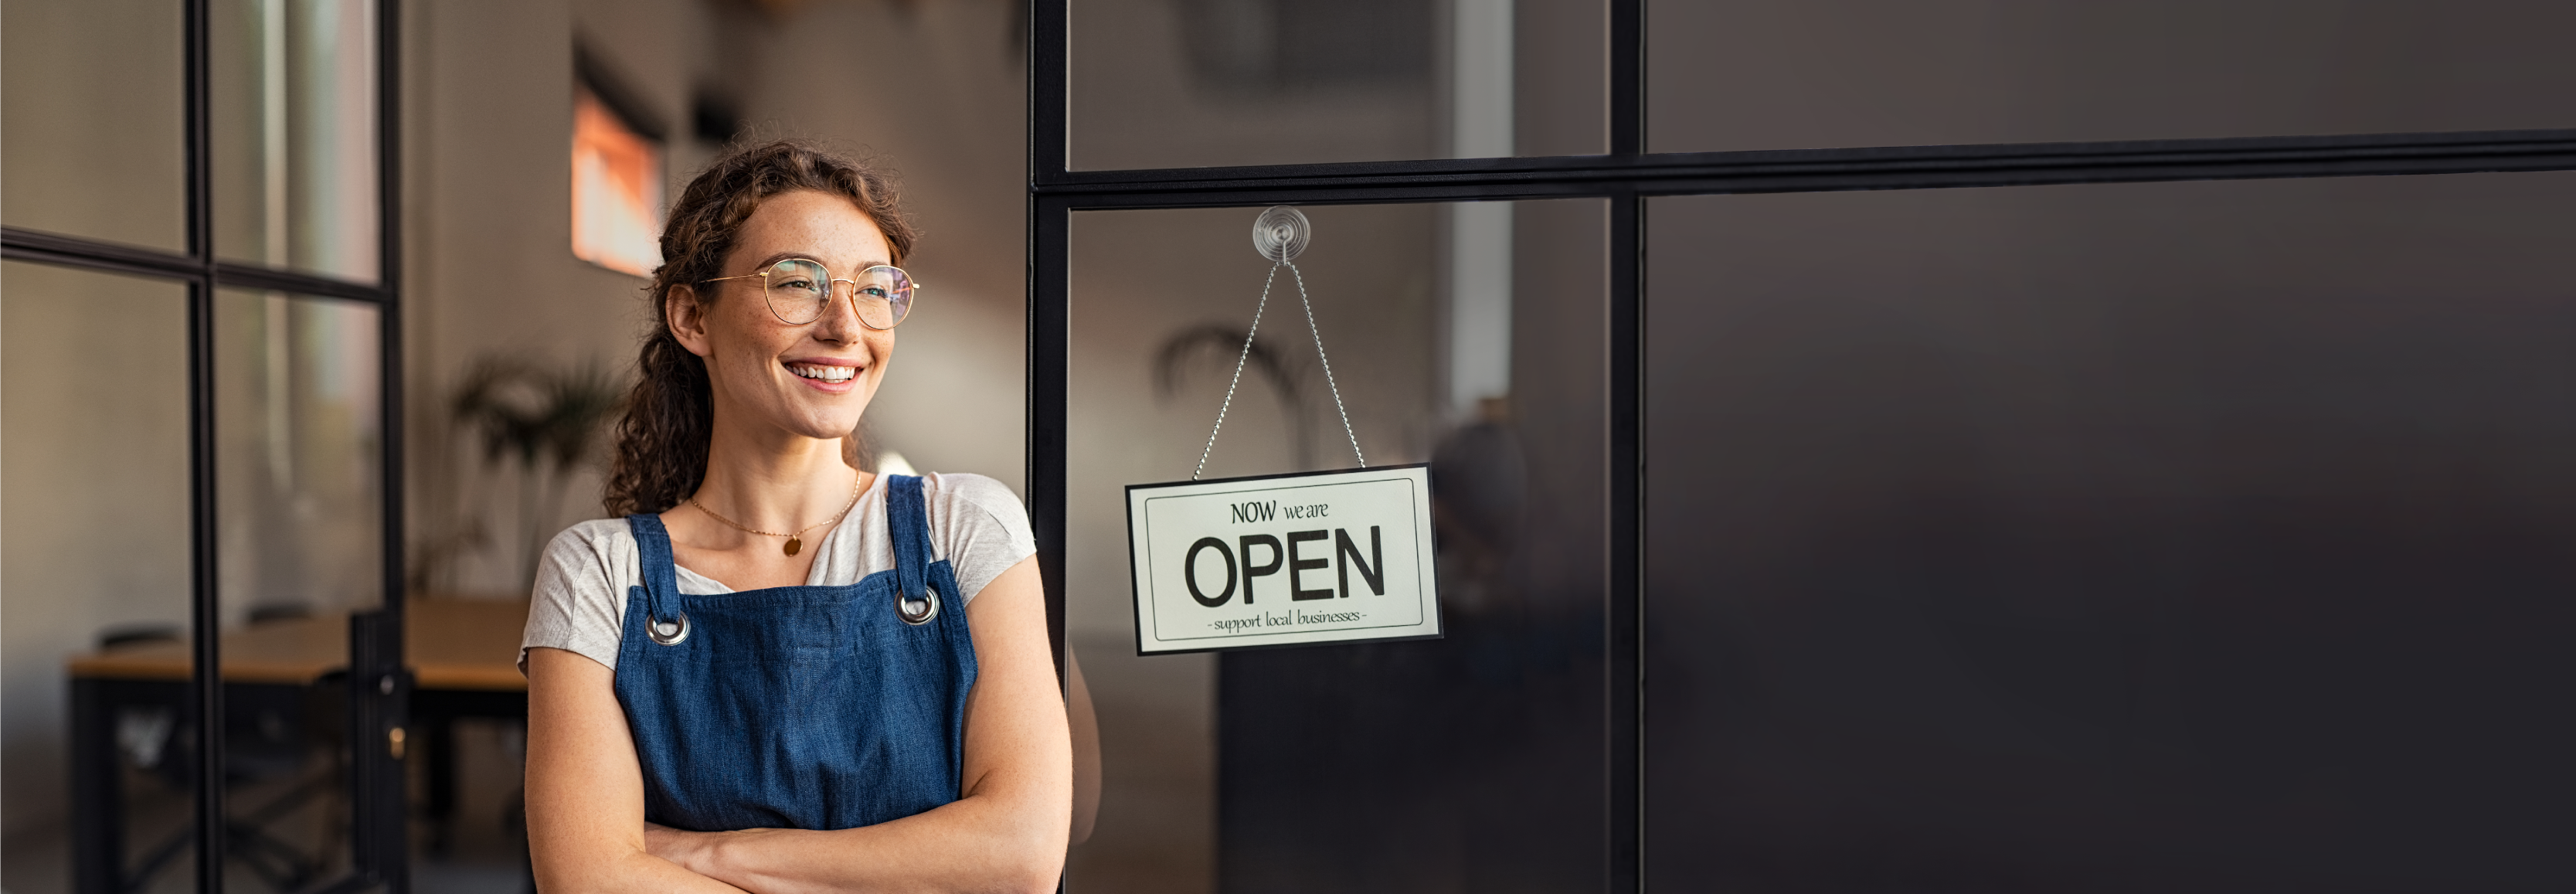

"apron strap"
[886,474,936,602]
[626,513,682,624]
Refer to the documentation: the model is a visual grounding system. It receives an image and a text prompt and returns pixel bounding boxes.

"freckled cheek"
[728,316,802,366]
[719,330,792,385]
[866,331,896,369]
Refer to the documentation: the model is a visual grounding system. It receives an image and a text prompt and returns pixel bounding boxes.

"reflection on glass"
[2,263,196,892]
[1650,1,2576,152]
[1643,174,2576,889]
[1066,200,1608,892]
[212,0,380,283]
[0,0,187,251]
[1069,0,1604,170]
[217,289,384,618]
[209,288,382,890]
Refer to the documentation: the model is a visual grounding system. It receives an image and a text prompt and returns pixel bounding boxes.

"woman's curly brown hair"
[603,139,916,517]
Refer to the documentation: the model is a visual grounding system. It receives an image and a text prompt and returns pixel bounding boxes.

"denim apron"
[613,474,977,831]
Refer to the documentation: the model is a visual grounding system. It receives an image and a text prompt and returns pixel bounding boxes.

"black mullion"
[362,0,411,889]
[1031,145,2576,212]
[1029,190,1071,894]
[0,243,196,283]
[185,277,224,894]
[1029,188,1069,892]
[1055,181,1621,210]
[1028,0,1069,183]
[1035,127,2576,195]
[1610,0,1643,155]
[182,0,227,888]
[210,263,394,304]
[0,238,398,304]
[185,0,212,264]
[1028,193,1071,683]
[1606,191,1643,892]
[1621,147,2576,197]
[0,227,204,279]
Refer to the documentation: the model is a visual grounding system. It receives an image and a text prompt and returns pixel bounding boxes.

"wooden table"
[67,597,530,690]
[399,599,534,853]
[67,598,529,893]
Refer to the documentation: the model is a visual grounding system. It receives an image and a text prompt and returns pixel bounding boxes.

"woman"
[522,140,1069,893]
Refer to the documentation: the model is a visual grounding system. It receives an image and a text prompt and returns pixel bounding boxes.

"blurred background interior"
[8,1,1028,889]
[6,1,2574,892]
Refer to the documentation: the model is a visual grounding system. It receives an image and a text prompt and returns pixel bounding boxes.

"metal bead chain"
[1194,263,1279,481]
[1286,262,1364,470]
[1193,260,1364,480]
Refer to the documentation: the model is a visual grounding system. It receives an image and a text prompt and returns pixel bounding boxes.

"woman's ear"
[666,285,714,358]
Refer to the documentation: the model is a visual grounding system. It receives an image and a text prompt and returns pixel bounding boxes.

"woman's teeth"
[790,363,856,382]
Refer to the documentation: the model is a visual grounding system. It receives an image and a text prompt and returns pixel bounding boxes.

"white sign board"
[1126,464,1441,654]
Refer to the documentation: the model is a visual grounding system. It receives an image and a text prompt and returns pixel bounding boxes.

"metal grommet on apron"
[896,593,938,625]
[634,543,691,645]
[644,611,689,646]
[612,474,977,833]
[888,495,942,626]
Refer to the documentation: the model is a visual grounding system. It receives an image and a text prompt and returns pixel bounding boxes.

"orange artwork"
[572,89,663,277]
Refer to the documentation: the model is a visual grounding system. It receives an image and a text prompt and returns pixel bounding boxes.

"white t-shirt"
[518,472,1034,673]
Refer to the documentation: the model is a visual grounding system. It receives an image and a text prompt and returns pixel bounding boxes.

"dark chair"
[97,624,347,892]
[96,623,181,651]
[94,625,185,777]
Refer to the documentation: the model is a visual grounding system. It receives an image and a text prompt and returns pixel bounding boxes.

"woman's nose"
[810,280,865,340]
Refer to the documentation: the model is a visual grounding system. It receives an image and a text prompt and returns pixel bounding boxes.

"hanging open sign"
[1127,465,1440,654]
[1124,206,1443,654]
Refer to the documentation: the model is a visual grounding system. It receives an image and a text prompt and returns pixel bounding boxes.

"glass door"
[1059,199,1613,892]
[209,287,389,891]
[2,1,406,892]
[1034,0,2576,889]
[1640,171,2576,891]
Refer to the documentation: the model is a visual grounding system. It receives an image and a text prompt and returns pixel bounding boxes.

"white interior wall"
[0,0,195,839]
[720,0,1031,497]
[0,0,189,251]
[406,0,684,595]
[0,267,195,836]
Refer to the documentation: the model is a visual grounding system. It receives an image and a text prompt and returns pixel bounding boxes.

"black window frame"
[1,1,410,891]
[1023,2,2576,889]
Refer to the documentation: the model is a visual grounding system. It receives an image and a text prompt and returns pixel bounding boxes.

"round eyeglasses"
[702,258,916,329]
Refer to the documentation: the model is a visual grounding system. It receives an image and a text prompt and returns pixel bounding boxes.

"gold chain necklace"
[686,472,865,556]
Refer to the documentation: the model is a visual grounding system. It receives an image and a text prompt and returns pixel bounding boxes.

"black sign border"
[1124,463,1443,657]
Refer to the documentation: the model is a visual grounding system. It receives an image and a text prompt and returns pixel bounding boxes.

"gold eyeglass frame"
[702,260,920,330]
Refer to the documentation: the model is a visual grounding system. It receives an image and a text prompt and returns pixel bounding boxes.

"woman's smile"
[786,358,864,391]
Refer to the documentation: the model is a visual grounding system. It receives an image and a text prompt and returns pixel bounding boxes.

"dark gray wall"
[1217,199,1611,893]
[1645,173,2576,890]
[1650,1,2576,151]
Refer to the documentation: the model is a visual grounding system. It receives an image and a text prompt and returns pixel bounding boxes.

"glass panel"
[212,287,382,889]
[1069,0,1605,170]
[1650,2,2576,152]
[2,262,197,893]
[212,0,382,283]
[1644,174,2576,889]
[0,0,188,252]
[1068,199,1609,891]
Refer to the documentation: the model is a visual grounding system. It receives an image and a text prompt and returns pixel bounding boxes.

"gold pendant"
[783,537,802,556]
